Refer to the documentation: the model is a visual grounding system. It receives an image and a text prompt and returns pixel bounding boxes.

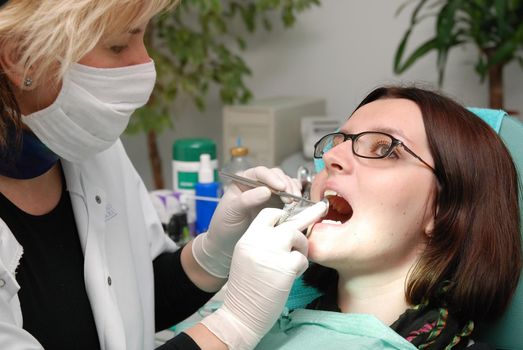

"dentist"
[0,1,326,349]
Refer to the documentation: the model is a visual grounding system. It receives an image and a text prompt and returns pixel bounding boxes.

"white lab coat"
[0,140,178,350]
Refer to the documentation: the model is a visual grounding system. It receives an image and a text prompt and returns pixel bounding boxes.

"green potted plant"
[128,0,320,188]
[393,0,523,111]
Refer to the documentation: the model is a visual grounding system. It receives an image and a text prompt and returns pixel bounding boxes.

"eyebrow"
[374,126,413,143]
[355,126,414,144]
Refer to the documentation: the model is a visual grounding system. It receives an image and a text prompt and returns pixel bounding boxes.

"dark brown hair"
[0,71,22,152]
[304,85,522,322]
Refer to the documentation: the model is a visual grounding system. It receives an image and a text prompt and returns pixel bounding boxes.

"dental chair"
[285,109,523,349]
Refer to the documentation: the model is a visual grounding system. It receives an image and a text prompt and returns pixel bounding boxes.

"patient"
[255,86,521,350]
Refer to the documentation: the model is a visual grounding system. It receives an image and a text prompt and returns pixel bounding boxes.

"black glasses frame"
[313,131,436,173]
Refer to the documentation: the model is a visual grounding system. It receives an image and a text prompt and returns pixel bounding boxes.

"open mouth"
[322,190,353,224]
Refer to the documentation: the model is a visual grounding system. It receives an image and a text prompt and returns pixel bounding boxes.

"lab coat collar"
[61,160,83,197]
[0,218,23,277]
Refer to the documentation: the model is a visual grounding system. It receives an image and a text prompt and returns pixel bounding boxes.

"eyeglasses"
[313,131,436,173]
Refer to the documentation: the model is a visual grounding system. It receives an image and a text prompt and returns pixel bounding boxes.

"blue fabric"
[284,276,322,311]
[467,107,506,134]
[313,158,325,173]
[255,310,417,350]
[0,129,59,179]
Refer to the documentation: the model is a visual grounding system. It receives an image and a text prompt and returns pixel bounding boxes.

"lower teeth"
[322,219,342,225]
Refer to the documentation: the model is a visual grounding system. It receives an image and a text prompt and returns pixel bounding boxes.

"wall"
[121,0,523,190]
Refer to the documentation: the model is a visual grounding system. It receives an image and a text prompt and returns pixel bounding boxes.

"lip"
[313,186,353,225]
[307,216,348,238]
[321,180,352,208]
[305,176,354,238]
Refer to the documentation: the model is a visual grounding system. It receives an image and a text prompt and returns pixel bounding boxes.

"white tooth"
[321,219,342,225]
[306,224,314,237]
[323,189,338,197]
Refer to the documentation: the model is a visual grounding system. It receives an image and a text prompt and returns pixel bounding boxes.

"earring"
[23,77,33,87]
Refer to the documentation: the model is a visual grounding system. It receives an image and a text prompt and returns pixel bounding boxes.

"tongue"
[324,196,353,223]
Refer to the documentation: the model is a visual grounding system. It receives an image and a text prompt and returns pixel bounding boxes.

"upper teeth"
[323,189,338,197]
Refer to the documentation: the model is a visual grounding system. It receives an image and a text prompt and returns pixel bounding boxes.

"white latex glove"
[200,200,328,350]
[192,166,302,278]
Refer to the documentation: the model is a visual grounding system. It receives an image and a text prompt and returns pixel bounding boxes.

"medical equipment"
[172,138,218,234]
[219,171,328,226]
[222,96,326,167]
[300,116,341,159]
[221,137,255,191]
[219,171,315,204]
[279,116,340,178]
[195,154,221,234]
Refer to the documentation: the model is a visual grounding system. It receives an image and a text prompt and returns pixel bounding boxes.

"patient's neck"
[336,267,412,326]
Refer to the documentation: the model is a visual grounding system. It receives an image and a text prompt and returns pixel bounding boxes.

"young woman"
[255,86,521,350]
[0,1,321,349]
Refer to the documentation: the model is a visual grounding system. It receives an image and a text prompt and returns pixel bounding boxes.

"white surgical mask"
[22,61,156,162]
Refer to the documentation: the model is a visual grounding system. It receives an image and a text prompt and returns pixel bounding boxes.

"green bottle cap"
[172,138,216,161]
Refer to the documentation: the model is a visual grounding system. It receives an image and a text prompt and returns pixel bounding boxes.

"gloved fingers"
[290,229,308,256]
[243,166,284,190]
[278,200,328,232]
[263,166,300,193]
[287,250,309,276]
[277,170,302,204]
[243,166,302,204]
[247,207,285,229]
[215,186,272,222]
[273,227,308,256]
[238,186,273,209]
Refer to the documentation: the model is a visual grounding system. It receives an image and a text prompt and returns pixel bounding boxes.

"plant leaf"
[395,37,439,74]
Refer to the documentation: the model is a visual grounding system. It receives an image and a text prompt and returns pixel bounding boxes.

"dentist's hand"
[192,166,301,278]
[200,201,328,350]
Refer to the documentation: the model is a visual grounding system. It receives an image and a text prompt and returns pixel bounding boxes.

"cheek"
[310,170,327,201]
[25,78,62,114]
[382,181,436,237]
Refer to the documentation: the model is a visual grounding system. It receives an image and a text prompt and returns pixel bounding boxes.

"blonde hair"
[0,0,177,85]
[0,0,177,149]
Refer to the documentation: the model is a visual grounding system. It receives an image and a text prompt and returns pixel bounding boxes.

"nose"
[136,43,152,64]
[323,140,355,174]
[127,40,152,66]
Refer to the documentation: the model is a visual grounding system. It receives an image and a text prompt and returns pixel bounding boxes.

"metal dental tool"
[219,171,316,205]
[219,171,328,226]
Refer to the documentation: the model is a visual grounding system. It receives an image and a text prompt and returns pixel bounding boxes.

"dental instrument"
[219,171,328,226]
[219,171,317,205]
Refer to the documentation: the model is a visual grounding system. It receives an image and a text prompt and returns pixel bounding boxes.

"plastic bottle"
[221,137,255,191]
[172,138,217,235]
[195,154,221,234]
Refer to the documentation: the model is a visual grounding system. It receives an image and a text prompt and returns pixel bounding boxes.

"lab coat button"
[95,195,102,204]
[0,279,5,288]
[107,276,112,286]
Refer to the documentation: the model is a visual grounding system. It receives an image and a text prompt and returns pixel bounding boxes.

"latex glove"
[192,166,301,278]
[200,200,328,350]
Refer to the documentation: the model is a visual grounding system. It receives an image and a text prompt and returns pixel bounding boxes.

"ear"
[424,203,439,238]
[424,217,435,238]
[0,41,33,90]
